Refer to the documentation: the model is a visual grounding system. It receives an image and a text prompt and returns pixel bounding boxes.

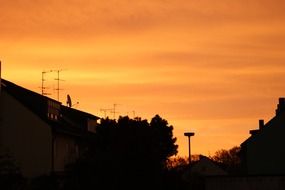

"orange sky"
[1,0,285,156]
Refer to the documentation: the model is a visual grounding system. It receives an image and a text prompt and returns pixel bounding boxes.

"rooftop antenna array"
[110,104,120,119]
[41,70,54,96]
[41,69,66,102]
[100,104,120,119]
[54,69,65,102]
[100,108,113,118]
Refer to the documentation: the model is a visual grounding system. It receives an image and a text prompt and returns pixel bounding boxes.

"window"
[47,100,60,121]
[87,119,98,133]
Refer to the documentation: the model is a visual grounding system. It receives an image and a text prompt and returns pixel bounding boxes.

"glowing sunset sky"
[1,0,285,156]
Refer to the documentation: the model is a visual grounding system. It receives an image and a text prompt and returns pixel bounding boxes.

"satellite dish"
[67,94,72,107]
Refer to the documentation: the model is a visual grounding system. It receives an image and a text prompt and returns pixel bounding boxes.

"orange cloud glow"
[1,0,285,156]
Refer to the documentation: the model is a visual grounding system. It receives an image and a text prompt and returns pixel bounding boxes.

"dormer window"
[87,118,98,133]
[47,100,60,121]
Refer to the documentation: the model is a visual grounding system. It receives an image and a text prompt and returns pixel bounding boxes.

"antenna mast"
[100,104,119,119]
[110,104,120,119]
[54,69,65,102]
[100,108,112,118]
[41,70,53,96]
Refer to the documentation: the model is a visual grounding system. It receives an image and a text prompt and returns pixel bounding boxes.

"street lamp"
[184,132,195,164]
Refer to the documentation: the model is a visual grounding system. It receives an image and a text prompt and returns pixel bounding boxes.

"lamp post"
[184,132,195,164]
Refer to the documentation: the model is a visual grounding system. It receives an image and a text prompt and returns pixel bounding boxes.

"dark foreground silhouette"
[65,115,179,190]
[1,115,193,190]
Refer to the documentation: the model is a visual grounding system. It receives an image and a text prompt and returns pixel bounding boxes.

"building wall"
[0,90,52,177]
[54,133,79,172]
[246,114,285,175]
[206,176,285,190]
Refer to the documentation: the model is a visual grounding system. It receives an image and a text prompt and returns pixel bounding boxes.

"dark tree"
[210,146,241,175]
[66,115,178,190]
[149,115,178,163]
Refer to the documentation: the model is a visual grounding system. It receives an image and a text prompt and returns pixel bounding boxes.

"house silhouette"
[0,79,99,177]
[184,155,227,178]
[240,98,285,175]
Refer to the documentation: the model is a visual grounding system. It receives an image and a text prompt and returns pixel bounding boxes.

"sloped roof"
[190,155,227,176]
[241,118,271,147]
[1,79,99,136]
[2,79,58,121]
[241,105,285,147]
[182,155,227,180]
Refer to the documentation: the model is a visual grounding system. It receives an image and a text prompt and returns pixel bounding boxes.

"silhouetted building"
[0,79,99,177]
[182,155,227,190]
[183,155,227,180]
[240,98,285,175]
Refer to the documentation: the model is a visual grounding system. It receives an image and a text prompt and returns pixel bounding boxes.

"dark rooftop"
[1,79,100,136]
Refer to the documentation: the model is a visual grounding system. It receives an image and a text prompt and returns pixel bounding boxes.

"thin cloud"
[1,0,285,155]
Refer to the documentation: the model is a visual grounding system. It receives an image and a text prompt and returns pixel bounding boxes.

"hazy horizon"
[1,0,285,156]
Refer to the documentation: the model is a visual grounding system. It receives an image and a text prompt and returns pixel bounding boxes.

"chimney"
[276,98,285,115]
[250,129,259,135]
[259,119,264,129]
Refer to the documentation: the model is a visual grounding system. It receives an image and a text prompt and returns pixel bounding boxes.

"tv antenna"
[66,94,79,108]
[100,108,112,118]
[54,69,65,102]
[67,94,72,107]
[72,101,79,108]
[41,70,54,96]
[100,104,120,119]
[110,104,120,119]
